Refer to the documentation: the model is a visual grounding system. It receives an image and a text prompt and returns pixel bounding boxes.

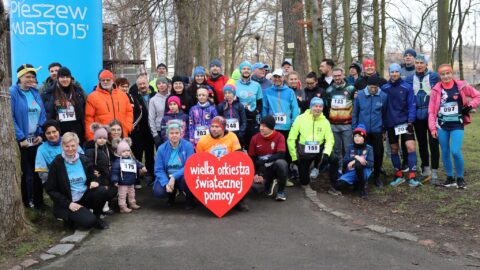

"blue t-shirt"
[23,90,41,135]
[438,84,464,131]
[65,160,87,202]
[167,147,183,176]
[142,94,150,109]
[235,79,263,112]
[35,142,84,172]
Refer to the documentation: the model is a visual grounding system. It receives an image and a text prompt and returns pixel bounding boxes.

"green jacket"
[287,109,334,161]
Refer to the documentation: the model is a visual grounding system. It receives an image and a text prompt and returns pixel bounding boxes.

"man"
[381,64,420,187]
[248,115,288,201]
[130,75,156,187]
[405,54,440,184]
[325,67,356,169]
[281,60,292,76]
[352,76,388,187]
[39,62,61,93]
[346,62,362,85]
[354,59,387,91]
[251,62,272,91]
[400,48,417,79]
[301,72,325,113]
[196,116,248,211]
[287,97,339,188]
[318,59,335,89]
[149,63,169,92]
[207,59,230,103]
[85,70,133,141]
[235,61,263,150]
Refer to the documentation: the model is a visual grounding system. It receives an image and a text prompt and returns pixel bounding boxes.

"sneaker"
[401,164,409,172]
[443,176,457,188]
[275,191,286,201]
[408,179,422,187]
[359,189,368,199]
[310,168,319,179]
[266,179,278,196]
[102,209,115,215]
[286,179,295,187]
[421,175,432,184]
[389,177,406,187]
[134,184,142,189]
[328,187,342,196]
[374,177,384,188]
[95,219,109,230]
[456,177,466,189]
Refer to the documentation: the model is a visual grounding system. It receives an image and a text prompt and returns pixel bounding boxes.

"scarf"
[62,152,80,164]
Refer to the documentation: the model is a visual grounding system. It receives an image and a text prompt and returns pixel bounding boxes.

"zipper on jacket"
[109,92,116,120]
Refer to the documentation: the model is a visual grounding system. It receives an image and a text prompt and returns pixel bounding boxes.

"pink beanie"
[94,127,108,141]
[116,140,131,155]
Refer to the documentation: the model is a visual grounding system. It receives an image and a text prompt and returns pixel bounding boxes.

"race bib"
[440,102,459,116]
[394,123,408,135]
[273,113,286,125]
[195,126,209,139]
[226,118,240,131]
[331,95,347,109]
[305,141,320,153]
[58,105,77,122]
[26,135,36,147]
[120,160,137,173]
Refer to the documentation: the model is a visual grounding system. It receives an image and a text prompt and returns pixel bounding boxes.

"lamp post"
[254,34,261,62]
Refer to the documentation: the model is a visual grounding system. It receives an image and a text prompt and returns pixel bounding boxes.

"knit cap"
[310,97,324,108]
[362,59,376,69]
[260,115,275,130]
[223,84,236,95]
[353,124,367,138]
[92,124,108,141]
[167,96,181,108]
[349,62,362,74]
[211,116,226,130]
[171,75,184,84]
[231,69,241,80]
[116,139,132,155]
[99,70,114,80]
[389,63,401,74]
[239,61,252,71]
[367,76,383,87]
[193,66,206,76]
[404,48,417,58]
[156,77,169,85]
[210,59,222,68]
[415,54,428,63]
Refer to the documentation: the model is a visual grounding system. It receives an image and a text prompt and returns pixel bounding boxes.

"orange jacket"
[84,85,133,140]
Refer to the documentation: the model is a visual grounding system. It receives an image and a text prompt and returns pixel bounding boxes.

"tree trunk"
[208,0,219,60]
[379,0,386,75]
[357,0,363,62]
[307,0,324,73]
[342,0,352,71]
[436,0,449,69]
[373,0,380,71]
[174,0,194,75]
[457,0,463,80]
[272,0,280,71]
[330,0,338,61]
[199,0,209,68]
[162,2,169,67]
[147,15,157,74]
[0,0,31,242]
[282,0,309,80]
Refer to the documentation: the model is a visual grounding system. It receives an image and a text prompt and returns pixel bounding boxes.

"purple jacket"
[160,110,190,141]
[189,102,218,144]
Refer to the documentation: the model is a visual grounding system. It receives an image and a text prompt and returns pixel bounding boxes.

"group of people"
[10,48,480,230]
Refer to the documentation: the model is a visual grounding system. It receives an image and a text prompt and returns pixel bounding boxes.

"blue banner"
[10,0,102,93]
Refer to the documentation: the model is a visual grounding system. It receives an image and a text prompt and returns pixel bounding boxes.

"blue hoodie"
[262,84,300,130]
[10,85,46,141]
[154,139,194,187]
[381,78,416,128]
[352,87,388,133]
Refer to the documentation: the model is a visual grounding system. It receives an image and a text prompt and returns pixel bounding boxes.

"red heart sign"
[184,151,254,218]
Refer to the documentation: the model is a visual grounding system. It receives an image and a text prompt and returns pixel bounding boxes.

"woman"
[42,67,87,145]
[187,66,218,105]
[164,75,194,114]
[153,120,195,209]
[428,64,480,189]
[45,132,109,229]
[11,64,46,209]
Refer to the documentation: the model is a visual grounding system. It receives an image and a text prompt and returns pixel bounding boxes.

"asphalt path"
[33,187,472,270]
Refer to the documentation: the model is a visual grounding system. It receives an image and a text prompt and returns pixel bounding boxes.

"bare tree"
[357,0,364,62]
[436,0,449,69]
[343,0,352,71]
[174,0,195,75]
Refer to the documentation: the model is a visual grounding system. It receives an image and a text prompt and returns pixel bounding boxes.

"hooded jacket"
[381,78,416,128]
[160,110,190,141]
[216,97,247,138]
[154,139,194,187]
[189,101,218,144]
[352,87,388,134]
[111,157,144,186]
[262,84,300,130]
[148,92,169,138]
[10,85,46,141]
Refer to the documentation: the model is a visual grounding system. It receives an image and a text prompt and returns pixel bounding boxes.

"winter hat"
[211,116,227,130]
[157,63,167,69]
[223,84,236,95]
[171,75,184,84]
[167,96,181,107]
[156,77,169,85]
[367,76,383,87]
[57,67,72,78]
[193,66,206,76]
[310,97,324,108]
[415,54,428,63]
[404,48,417,58]
[362,59,376,69]
[91,123,109,141]
[115,138,132,155]
[210,59,222,68]
[349,62,362,74]
[353,124,367,138]
[99,70,114,80]
[389,63,401,74]
[231,69,241,80]
[239,61,253,71]
[260,115,275,130]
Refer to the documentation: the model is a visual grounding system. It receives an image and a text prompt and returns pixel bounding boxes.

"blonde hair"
[62,132,79,145]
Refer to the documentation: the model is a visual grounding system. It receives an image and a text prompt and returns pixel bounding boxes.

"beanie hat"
[349,62,362,74]
[353,124,367,138]
[210,59,222,68]
[211,116,226,130]
[310,97,324,108]
[415,54,428,63]
[260,115,275,130]
[223,84,236,95]
[116,138,132,155]
[167,96,181,107]
[91,123,109,141]
[99,70,114,80]
[172,75,184,84]
[57,67,72,78]
[156,63,167,69]
[404,48,417,58]
[389,63,401,74]
[239,61,252,71]
[231,69,241,80]
[362,59,376,69]
[367,76,383,87]
[156,77,169,85]
[193,66,206,76]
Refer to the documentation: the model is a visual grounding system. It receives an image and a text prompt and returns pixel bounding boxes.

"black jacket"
[84,141,111,186]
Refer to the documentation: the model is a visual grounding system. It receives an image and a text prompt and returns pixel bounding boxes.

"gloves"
[407,123,414,133]
[462,105,473,116]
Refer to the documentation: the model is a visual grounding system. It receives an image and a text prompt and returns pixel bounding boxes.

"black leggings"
[67,187,109,229]
[366,133,384,178]
[20,145,44,208]
[298,154,339,186]
[414,119,439,169]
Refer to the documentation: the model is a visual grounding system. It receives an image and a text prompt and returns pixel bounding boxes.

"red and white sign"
[184,152,254,218]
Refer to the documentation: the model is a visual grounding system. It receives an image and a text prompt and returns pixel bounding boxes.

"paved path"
[34,188,472,270]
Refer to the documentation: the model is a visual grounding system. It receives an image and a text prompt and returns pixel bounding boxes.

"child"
[216,84,247,147]
[111,138,147,213]
[160,96,189,142]
[189,86,218,145]
[331,124,374,198]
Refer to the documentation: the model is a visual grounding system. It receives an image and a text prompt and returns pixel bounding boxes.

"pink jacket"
[428,80,480,133]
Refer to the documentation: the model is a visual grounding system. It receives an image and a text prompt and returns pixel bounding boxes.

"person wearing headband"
[428,64,480,189]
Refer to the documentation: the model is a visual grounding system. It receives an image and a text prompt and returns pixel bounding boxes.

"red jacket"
[207,75,230,103]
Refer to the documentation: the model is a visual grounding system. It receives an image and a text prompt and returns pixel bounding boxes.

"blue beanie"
[389,63,401,74]
[415,53,428,63]
[239,61,252,71]
[310,97,324,108]
[353,124,367,138]
[404,48,417,58]
[223,84,236,95]
[193,66,206,76]
[210,59,222,68]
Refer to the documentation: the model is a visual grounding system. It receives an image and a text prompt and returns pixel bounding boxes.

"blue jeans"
[437,129,464,178]
[331,124,352,166]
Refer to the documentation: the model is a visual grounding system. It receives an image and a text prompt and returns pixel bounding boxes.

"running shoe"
[310,168,319,179]
[275,191,286,201]
[389,177,405,187]
[328,187,342,196]
[408,179,422,187]
[456,177,466,189]
[442,176,457,188]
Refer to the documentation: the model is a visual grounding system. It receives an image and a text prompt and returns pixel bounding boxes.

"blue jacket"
[111,157,144,186]
[352,88,388,133]
[405,70,440,121]
[262,84,300,130]
[216,98,247,138]
[252,75,272,91]
[343,143,374,169]
[154,139,194,187]
[10,85,46,141]
[381,78,416,128]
